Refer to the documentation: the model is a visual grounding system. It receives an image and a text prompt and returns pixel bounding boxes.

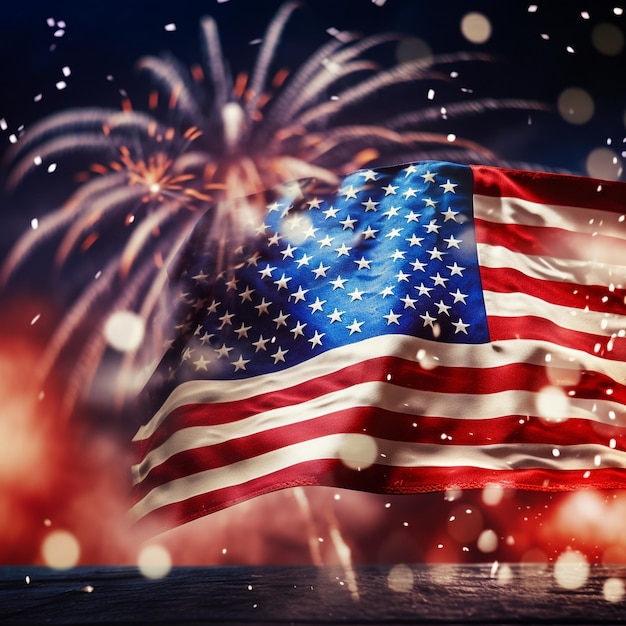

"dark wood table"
[2,563,625,624]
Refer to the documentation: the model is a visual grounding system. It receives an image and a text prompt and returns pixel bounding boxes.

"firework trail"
[1,2,547,422]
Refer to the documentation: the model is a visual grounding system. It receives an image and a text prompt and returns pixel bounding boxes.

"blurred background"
[0,0,625,577]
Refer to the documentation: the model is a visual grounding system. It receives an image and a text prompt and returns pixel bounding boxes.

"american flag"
[131,161,626,530]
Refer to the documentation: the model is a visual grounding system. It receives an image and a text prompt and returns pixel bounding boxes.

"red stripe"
[475,218,625,267]
[134,460,626,533]
[487,316,626,361]
[133,355,626,456]
[133,409,626,501]
[480,266,626,315]
[471,164,626,214]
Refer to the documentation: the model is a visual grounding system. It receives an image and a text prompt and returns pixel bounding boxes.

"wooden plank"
[1,564,626,624]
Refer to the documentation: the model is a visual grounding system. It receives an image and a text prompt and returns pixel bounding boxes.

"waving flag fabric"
[131,161,626,530]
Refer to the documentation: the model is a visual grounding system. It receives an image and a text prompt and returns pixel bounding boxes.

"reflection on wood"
[1,564,625,624]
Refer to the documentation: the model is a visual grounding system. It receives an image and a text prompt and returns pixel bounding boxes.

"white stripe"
[134,335,626,441]
[131,434,626,520]
[132,380,626,484]
[477,244,626,288]
[474,194,626,241]
[483,290,626,337]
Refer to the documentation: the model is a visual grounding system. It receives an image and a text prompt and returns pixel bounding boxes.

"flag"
[131,160,626,531]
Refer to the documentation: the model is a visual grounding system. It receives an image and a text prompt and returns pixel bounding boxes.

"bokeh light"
[338,434,378,471]
[41,530,81,570]
[396,37,433,66]
[557,87,595,125]
[460,12,492,44]
[387,563,414,593]
[554,549,590,590]
[585,147,622,180]
[591,23,625,56]
[104,310,145,352]
[603,577,625,602]
[137,544,172,579]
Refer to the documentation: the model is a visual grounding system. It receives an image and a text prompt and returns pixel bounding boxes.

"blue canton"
[157,161,489,387]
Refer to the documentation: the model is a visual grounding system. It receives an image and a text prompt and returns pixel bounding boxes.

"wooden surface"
[1,563,626,624]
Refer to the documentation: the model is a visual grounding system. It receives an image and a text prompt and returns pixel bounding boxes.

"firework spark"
[2,2,547,421]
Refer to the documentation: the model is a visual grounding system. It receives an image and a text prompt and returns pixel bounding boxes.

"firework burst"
[2,2,547,421]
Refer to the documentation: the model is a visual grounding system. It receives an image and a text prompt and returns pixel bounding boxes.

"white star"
[380,285,394,298]
[400,294,417,309]
[434,300,451,316]
[423,197,438,208]
[348,288,365,301]
[312,262,330,279]
[403,188,418,199]
[215,343,233,359]
[225,276,238,291]
[423,219,441,234]
[440,179,458,193]
[259,263,276,279]
[447,262,465,276]
[307,197,323,209]
[405,210,421,222]
[382,183,398,195]
[452,318,470,334]
[302,224,319,240]
[362,197,379,212]
[327,308,345,323]
[444,234,462,249]
[207,299,221,314]
[415,283,433,297]
[354,256,372,270]
[395,270,410,283]
[281,243,297,259]
[404,164,417,176]
[273,310,290,328]
[383,309,401,325]
[199,331,214,345]
[271,346,289,363]
[273,273,292,290]
[342,185,358,199]
[339,215,358,230]
[252,335,270,352]
[218,311,235,328]
[309,297,326,313]
[296,253,312,268]
[441,207,459,222]
[391,249,406,261]
[308,330,325,348]
[191,270,210,284]
[267,201,282,213]
[430,272,448,287]
[318,234,334,248]
[335,243,352,257]
[232,355,250,371]
[406,234,424,247]
[427,246,445,261]
[421,170,436,184]
[361,169,378,181]
[181,347,193,362]
[383,205,400,219]
[451,289,468,304]
[239,286,255,302]
[362,225,379,239]
[246,252,261,266]
[267,232,281,246]
[255,297,272,316]
[385,227,403,239]
[346,319,364,335]
[234,322,252,339]
[330,275,348,290]
[420,311,437,328]
[323,206,339,219]
[290,286,309,303]
[255,222,269,236]
[411,258,427,272]
[193,354,210,371]
[290,320,307,338]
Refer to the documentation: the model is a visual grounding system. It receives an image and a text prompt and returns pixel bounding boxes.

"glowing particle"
[44,518,52,526]
[528,5,538,12]
[82,585,94,593]
[62,66,71,77]
[387,564,414,593]
[536,385,569,422]
[460,12,492,44]
[610,438,617,449]
[30,313,41,326]
[47,163,57,173]
[604,578,625,602]
[47,17,55,27]
[338,434,378,470]
[56,80,67,90]
[222,548,227,555]
[25,576,30,584]
[615,7,624,15]
[57,20,66,28]
[0,118,6,130]
[477,529,498,553]
[447,133,456,142]
[558,87,594,124]
[41,530,80,570]
[104,310,145,352]
[138,545,171,579]
[566,45,575,53]
[9,134,17,144]
[385,502,391,509]
[581,11,591,19]
[372,0,387,5]
[54,29,65,38]
[164,23,176,32]
[541,33,550,40]
[34,93,43,102]
[554,550,589,590]
[428,88,435,100]
[482,483,504,506]
[247,584,253,591]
